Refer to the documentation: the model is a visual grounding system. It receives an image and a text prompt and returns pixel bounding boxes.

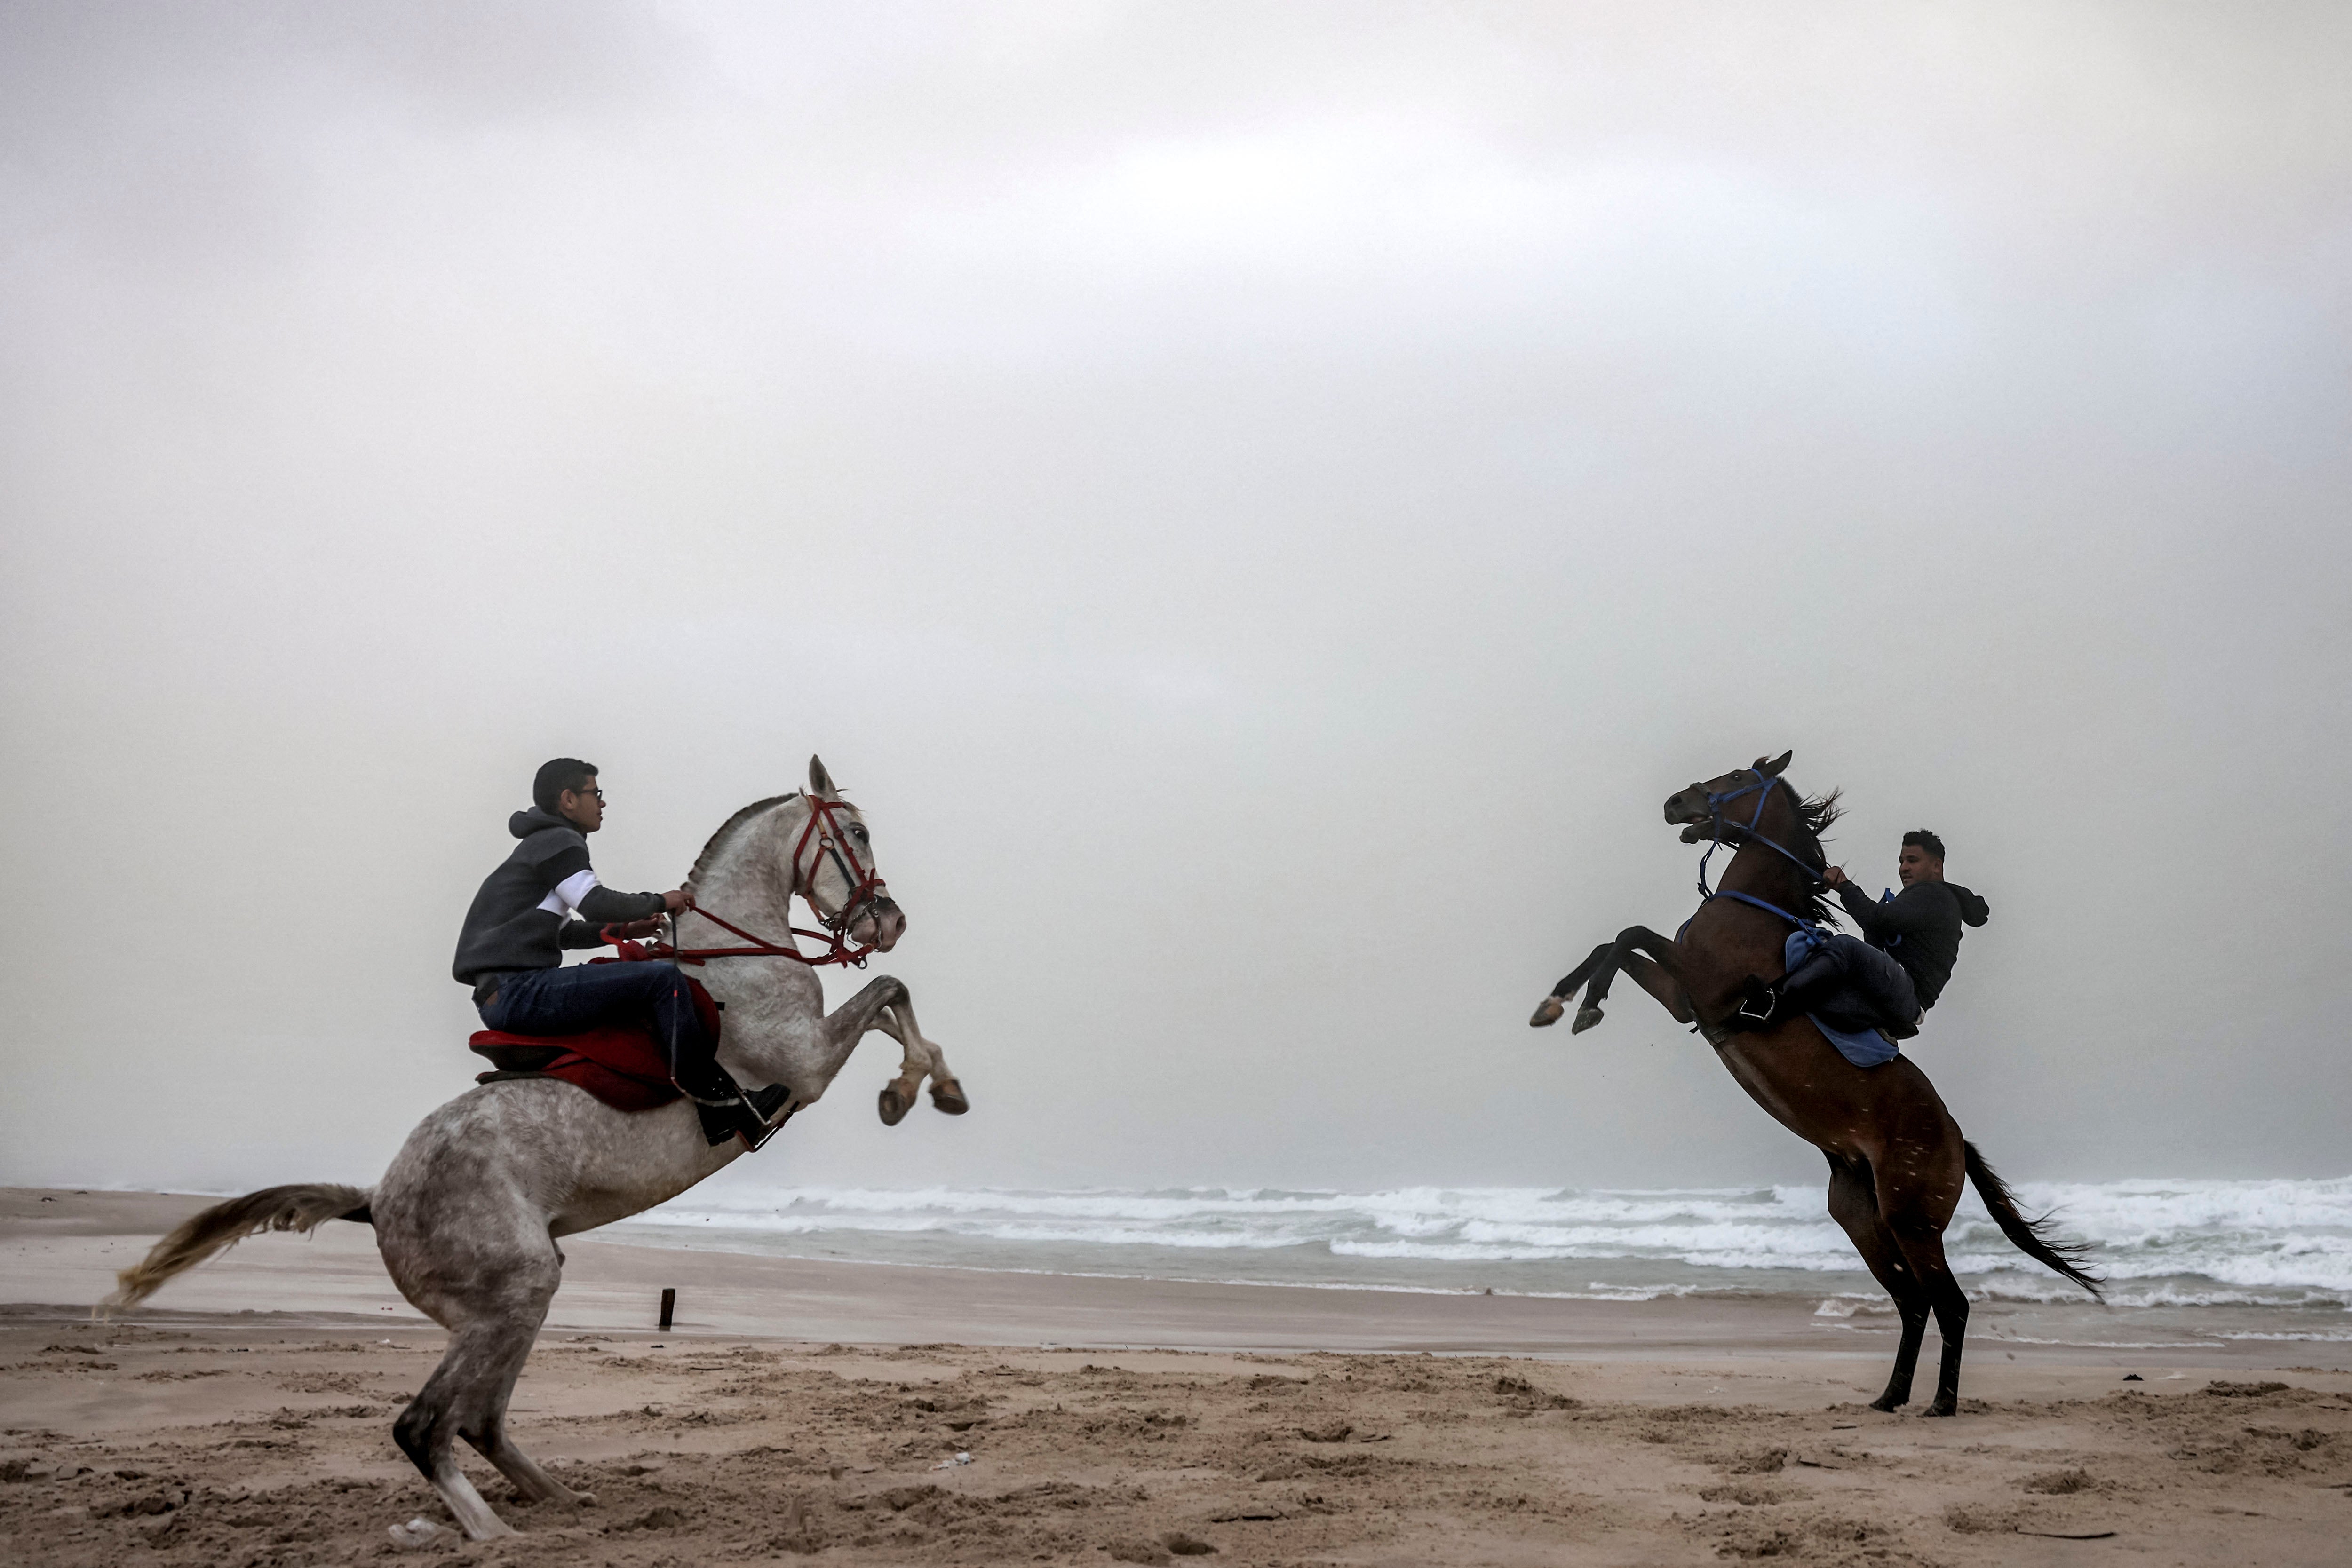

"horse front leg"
[867,995,967,1123]
[1619,952,1695,1024]
[1530,942,1617,1027]
[805,976,916,1123]
[1573,926,1694,1034]
[814,976,965,1127]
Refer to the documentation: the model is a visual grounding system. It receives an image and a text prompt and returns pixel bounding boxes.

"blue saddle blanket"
[1783,932,1900,1068]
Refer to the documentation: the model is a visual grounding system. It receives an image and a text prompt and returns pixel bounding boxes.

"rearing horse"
[1530,750,2098,1417]
[105,757,966,1538]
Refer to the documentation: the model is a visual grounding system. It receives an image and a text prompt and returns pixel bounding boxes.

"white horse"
[107,757,964,1540]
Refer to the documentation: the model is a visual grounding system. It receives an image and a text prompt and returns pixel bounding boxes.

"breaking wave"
[623,1175,2352,1314]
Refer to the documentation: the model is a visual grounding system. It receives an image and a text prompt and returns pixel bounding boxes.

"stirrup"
[743,1084,794,1149]
[1732,977,1780,1029]
[697,1084,794,1151]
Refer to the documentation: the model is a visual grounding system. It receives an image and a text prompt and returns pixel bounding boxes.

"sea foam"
[619,1175,2352,1313]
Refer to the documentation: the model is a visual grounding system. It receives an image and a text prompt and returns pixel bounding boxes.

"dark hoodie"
[451,808,668,987]
[1833,879,1991,1011]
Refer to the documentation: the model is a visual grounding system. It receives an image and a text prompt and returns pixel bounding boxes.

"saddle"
[469,975,792,1146]
[1729,962,1917,1071]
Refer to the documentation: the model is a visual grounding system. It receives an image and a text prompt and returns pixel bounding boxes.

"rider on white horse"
[452,757,771,1145]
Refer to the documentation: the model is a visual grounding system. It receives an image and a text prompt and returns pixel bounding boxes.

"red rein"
[600,795,885,970]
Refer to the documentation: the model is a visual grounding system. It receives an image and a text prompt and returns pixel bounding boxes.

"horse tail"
[1963,1142,2102,1300]
[103,1184,373,1314]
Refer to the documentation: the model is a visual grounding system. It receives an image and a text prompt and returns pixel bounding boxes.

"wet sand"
[4,1188,2348,1565]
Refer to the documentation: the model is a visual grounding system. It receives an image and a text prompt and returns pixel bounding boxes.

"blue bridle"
[1688,769,1828,934]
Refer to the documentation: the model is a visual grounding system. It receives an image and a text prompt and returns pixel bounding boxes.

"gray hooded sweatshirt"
[451,807,668,988]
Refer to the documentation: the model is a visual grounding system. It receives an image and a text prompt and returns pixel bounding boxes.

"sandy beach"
[4,1188,2348,1566]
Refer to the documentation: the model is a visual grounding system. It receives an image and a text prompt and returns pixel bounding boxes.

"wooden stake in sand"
[659,1288,676,1332]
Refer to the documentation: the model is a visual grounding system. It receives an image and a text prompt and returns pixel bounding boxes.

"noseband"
[609,794,889,970]
[1690,770,1826,931]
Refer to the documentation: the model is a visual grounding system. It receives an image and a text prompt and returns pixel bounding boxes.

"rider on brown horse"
[1740,828,1990,1037]
[452,757,773,1145]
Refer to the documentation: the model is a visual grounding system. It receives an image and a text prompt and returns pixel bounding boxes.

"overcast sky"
[3,2,2346,1199]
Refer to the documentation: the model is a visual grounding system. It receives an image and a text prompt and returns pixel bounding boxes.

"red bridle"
[605,794,889,970]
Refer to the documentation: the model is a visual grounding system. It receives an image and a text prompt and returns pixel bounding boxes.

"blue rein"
[1690,771,1827,933]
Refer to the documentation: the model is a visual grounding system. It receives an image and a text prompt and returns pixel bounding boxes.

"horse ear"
[1758,750,1792,776]
[808,755,838,799]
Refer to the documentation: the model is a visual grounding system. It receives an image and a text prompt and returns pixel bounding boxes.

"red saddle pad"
[467,976,722,1115]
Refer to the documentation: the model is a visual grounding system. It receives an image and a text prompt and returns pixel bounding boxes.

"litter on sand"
[930,1451,973,1470]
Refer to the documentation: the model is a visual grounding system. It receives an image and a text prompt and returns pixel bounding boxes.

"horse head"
[797,755,907,952]
[1664,750,1793,843]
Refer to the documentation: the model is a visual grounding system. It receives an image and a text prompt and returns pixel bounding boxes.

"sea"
[615,1176,2352,1351]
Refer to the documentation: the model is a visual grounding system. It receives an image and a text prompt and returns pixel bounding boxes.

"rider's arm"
[536,865,667,927]
[557,919,615,950]
[551,879,667,948]
[1843,884,1950,942]
[1834,880,1889,937]
[575,880,667,924]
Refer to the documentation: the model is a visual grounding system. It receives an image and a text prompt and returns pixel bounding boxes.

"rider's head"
[1899,829,1946,886]
[534,758,603,833]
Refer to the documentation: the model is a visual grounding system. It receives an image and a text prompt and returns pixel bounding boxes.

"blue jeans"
[1781,933,1920,1036]
[476,962,729,1100]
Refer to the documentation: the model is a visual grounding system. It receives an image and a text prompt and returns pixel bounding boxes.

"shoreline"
[6,1187,2346,1366]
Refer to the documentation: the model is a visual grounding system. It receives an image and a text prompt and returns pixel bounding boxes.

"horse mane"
[1791,785,1843,925]
[687,793,801,887]
[1796,786,1843,842]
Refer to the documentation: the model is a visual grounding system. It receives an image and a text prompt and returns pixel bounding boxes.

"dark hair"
[1903,829,1947,862]
[533,758,598,816]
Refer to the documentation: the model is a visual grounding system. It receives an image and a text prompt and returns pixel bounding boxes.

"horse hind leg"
[1824,1157,1932,1412]
[1887,1222,1971,1417]
[390,1243,580,1537]
[395,1322,524,1539]
[476,1405,595,1513]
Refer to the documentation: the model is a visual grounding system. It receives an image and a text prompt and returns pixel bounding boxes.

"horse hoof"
[1529,997,1565,1028]
[1571,1006,1604,1034]
[1922,1401,1958,1418]
[929,1079,970,1116]
[878,1087,910,1126]
[1867,1396,1903,1413]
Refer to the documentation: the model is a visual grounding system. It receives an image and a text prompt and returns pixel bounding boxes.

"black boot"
[694,1084,795,1150]
[670,1049,756,1148]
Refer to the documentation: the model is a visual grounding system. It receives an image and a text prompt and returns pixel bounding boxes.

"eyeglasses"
[570,788,605,803]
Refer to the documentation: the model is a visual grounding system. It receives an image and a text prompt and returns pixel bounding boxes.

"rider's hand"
[1821,865,1849,889]
[661,887,696,914]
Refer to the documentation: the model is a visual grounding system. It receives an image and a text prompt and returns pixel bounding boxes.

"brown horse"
[1529,750,2098,1416]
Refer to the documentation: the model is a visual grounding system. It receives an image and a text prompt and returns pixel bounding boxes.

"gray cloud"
[3,2,2346,1196]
